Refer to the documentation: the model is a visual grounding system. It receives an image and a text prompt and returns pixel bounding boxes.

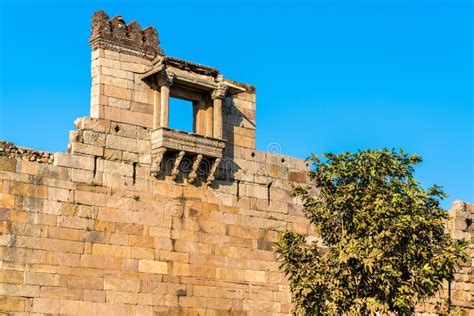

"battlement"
[89,10,163,59]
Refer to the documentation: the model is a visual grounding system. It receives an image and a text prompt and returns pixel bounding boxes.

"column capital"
[158,69,174,87]
[211,84,227,100]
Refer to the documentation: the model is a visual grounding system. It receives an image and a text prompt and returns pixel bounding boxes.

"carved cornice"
[89,10,164,59]
[157,70,175,87]
[165,56,219,78]
[212,84,228,100]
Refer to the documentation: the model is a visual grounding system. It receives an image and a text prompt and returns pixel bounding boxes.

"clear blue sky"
[0,0,472,209]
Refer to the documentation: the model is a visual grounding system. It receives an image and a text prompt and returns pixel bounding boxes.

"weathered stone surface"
[1,10,472,316]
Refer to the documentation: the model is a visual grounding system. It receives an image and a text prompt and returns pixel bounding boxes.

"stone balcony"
[150,127,226,184]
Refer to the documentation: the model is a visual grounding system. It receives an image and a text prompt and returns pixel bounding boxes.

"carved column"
[153,79,161,129]
[194,100,207,135]
[205,102,213,137]
[158,70,174,128]
[211,84,227,139]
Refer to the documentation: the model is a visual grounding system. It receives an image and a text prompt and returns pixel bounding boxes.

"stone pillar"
[194,100,207,135]
[160,86,170,128]
[205,102,213,137]
[211,85,227,139]
[158,70,174,128]
[153,79,161,129]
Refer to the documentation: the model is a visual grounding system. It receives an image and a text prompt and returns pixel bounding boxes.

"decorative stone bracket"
[150,127,225,185]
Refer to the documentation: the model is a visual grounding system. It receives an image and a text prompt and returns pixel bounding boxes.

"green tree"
[275,149,468,315]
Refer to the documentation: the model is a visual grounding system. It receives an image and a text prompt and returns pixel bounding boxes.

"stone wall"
[416,201,474,315]
[0,132,308,315]
[0,12,309,314]
[0,10,471,316]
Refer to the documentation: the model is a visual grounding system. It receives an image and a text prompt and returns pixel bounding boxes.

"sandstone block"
[100,74,130,89]
[16,160,39,175]
[193,285,217,297]
[75,190,109,207]
[101,66,130,79]
[40,286,83,300]
[0,270,24,284]
[104,85,132,101]
[116,222,143,235]
[0,193,15,209]
[92,243,131,258]
[74,117,111,134]
[96,56,121,69]
[138,259,168,274]
[80,255,122,270]
[54,153,94,170]
[131,247,155,260]
[104,277,140,292]
[82,130,106,146]
[48,187,71,202]
[172,263,190,276]
[103,160,133,177]
[122,151,139,162]
[10,182,48,199]
[40,238,84,254]
[0,207,10,220]
[106,134,138,152]
[25,272,59,286]
[0,296,25,312]
[121,61,147,73]
[29,297,60,313]
[71,142,104,158]
[62,275,103,290]
[106,290,137,304]
[0,157,17,172]
[244,270,268,283]
[54,252,81,267]
[71,169,94,183]
[104,148,122,161]
[84,289,106,303]
[59,300,96,315]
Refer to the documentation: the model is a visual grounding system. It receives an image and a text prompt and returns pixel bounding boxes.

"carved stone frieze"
[157,69,175,87]
[211,84,228,100]
[151,128,225,159]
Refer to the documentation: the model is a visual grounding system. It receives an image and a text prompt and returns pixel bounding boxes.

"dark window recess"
[236,180,240,200]
[93,156,98,179]
[267,182,272,206]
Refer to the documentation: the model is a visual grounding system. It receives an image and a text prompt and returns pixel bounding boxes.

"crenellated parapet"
[89,10,164,59]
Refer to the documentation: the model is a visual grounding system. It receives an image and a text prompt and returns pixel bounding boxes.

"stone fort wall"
[0,11,309,315]
[0,10,472,315]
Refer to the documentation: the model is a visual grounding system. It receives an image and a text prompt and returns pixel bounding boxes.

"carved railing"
[150,128,225,185]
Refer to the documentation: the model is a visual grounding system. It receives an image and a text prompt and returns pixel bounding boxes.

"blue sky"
[0,0,472,208]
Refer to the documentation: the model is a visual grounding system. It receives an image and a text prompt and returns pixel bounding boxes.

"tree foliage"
[275,149,468,315]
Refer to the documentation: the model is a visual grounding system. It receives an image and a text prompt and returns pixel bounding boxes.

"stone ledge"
[151,128,225,159]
